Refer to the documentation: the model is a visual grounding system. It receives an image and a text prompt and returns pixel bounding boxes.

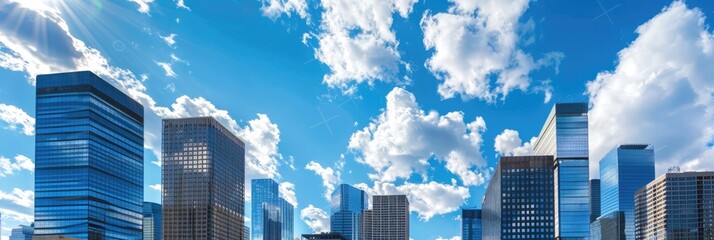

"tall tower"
[599,144,655,239]
[533,103,590,239]
[590,179,601,223]
[34,71,144,239]
[461,209,482,240]
[162,117,245,239]
[251,178,294,240]
[143,202,162,240]
[330,184,368,240]
[361,195,409,240]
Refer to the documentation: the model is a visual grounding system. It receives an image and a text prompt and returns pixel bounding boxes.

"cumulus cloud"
[279,182,298,207]
[160,33,177,47]
[494,129,536,157]
[156,61,177,77]
[421,0,563,102]
[0,104,34,135]
[149,184,161,191]
[356,181,470,221]
[176,0,190,11]
[0,188,34,208]
[587,1,714,176]
[305,161,341,201]
[0,155,34,176]
[128,0,154,15]
[300,205,330,233]
[259,0,309,20]
[0,207,33,223]
[349,87,489,186]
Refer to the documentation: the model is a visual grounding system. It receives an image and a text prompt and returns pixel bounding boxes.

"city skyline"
[2,0,714,239]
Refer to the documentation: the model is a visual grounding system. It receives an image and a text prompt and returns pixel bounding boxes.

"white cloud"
[0,104,35,135]
[421,0,563,102]
[435,237,461,240]
[356,181,470,221]
[0,155,34,176]
[587,1,714,176]
[349,87,489,186]
[0,188,34,208]
[149,184,161,191]
[160,33,177,47]
[279,182,298,207]
[0,207,33,223]
[259,0,309,20]
[300,205,330,233]
[494,129,536,157]
[128,0,154,15]
[305,161,341,201]
[176,0,190,11]
[156,61,177,77]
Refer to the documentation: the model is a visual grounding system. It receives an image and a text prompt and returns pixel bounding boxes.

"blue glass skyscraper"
[590,179,601,223]
[34,71,144,239]
[461,209,482,240]
[599,144,654,240]
[330,184,368,240]
[534,103,590,239]
[143,202,162,240]
[251,179,293,240]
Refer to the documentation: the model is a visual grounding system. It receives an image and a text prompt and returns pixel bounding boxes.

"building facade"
[599,144,655,239]
[483,155,555,240]
[330,184,368,240]
[590,179,601,223]
[9,225,34,240]
[143,202,162,240]
[301,233,348,240]
[462,209,482,240]
[634,171,714,240]
[361,195,409,240]
[533,103,590,239]
[162,117,245,239]
[34,71,144,239]
[251,178,294,240]
[590,211,625,240]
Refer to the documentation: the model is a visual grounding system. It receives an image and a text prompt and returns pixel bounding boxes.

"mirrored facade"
[462,209,482,240]
[34,71,144,239]
[251,179,294,240]
[330,184,368,240]
[590,179,601,223]
[599,144,654,239]
[590,211,625,240]
[143,202,162,240]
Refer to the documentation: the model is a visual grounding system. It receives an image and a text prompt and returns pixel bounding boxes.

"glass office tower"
[599,144,654,240]
[462,209,482,240]
[162,117,245,239]
[252,178,294,240]
[533,103,590,239]
[590,179,601,223]
[590,211,625,240]
[34,71,144,239]
[9,225,34,240]
[143,202,162,240]
[483,155,555,240]
[330,184,368,240]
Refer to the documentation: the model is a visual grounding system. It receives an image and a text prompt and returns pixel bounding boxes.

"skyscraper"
[34,71,144,239]
[590,211,625,240]
[533,103,590,239]
[599,144,655,239]
[634,171,714,239]
[589,179,601,223]
[162,117,245,239]
[361,195,409,240]
[461,209,482,240]
[252,178,294,240]
[9,225,34,240]
[143,202,162,240]
[483,155,555,240]
[330,184,368,240]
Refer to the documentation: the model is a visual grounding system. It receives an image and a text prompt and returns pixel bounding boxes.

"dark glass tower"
[599,144,654,239]
[533,103,590,239]
[162,117,245,239]
[143,202,162,240]
[251,178,294,240]
[461,209,482,240]
[34,71,144,239]
[483,155,555,240]
[590,179,601,223]
[330,184,368,240]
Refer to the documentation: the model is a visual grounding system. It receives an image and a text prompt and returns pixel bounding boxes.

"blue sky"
[1,0,714,239]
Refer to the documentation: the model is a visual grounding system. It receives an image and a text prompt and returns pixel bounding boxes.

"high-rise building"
[9,225,34,240]
[483,155,555,240]
[301,233,348,240]
[330,184,368,240]
[143,202,162,240]
[599,144,655,239]
[634,171,714,240]
[162,117,245,239]
[590,179,601,223]
[34,71,144,239]
[244,225,250,240]
[533,103,590,239]
[361,195,409,240]
[590,211,625,240]
[461,209,482,240]
[251,178,294,240]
